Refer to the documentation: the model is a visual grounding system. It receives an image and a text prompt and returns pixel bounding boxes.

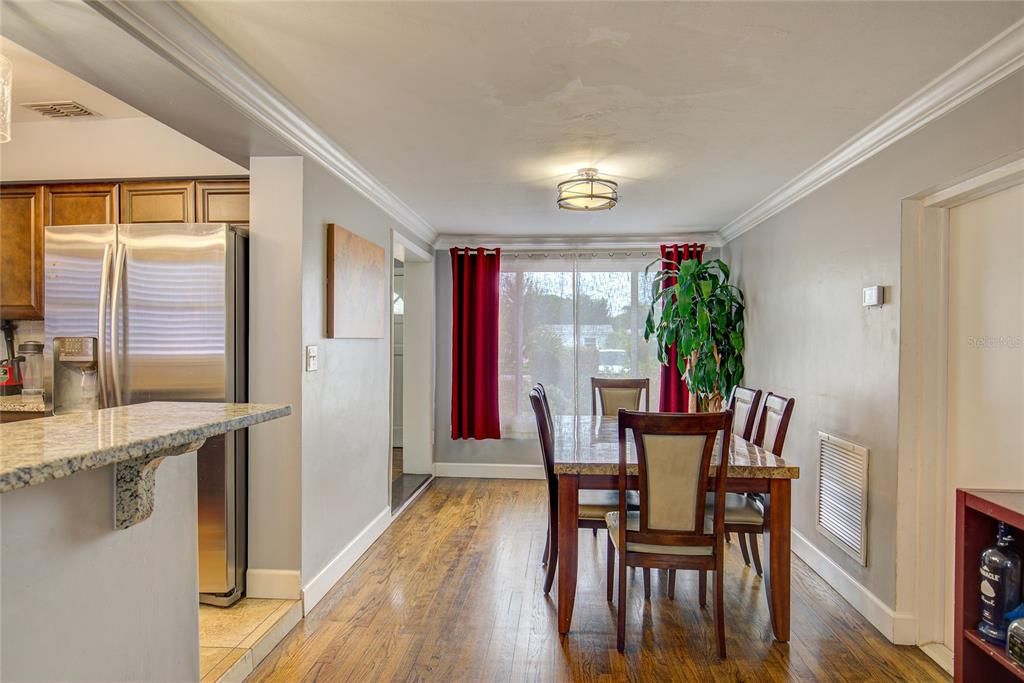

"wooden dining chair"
[729,385,762,440]
[530,385,634,595]
[591,377,650,416]
[606,409,734,656]
[712,391,795,576]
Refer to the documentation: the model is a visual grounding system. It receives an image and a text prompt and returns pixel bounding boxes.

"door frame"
[897,152,1024,667]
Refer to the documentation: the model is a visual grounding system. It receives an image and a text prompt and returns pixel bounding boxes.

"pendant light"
[556,168,618,211]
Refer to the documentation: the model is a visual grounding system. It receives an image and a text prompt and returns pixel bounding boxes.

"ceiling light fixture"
[0,54,11,143]
[556,168,618,211]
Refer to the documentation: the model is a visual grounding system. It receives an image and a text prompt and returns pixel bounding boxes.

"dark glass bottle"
[979,522,1022,643]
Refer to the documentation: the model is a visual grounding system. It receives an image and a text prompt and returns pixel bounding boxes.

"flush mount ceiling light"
[0,54,11,144]
[556,168,618,211]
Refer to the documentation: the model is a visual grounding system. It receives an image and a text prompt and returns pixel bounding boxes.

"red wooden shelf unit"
[955,489,1024,682]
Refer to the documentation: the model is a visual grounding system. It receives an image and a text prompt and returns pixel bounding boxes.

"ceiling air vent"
[21,101,98,118]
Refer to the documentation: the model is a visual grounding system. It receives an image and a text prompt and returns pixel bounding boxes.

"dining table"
[551,414,801,641]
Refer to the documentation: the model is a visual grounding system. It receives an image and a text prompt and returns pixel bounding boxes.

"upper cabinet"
[45,183,120,226]
[121,180,196,223]
[197,180,249,224]
[0,185,46,320]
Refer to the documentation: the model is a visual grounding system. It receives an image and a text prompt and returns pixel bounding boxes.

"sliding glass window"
[498,252,662,438]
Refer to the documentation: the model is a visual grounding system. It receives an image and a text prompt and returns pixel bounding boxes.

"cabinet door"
[120,180,195,223]
[45,183,119,226]
[0,185,46,319]
[197,180,249,224]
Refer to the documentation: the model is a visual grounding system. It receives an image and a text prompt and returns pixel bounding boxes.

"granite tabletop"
[0,395,46,413]
[551,414,800,479]
[0,402,291,493]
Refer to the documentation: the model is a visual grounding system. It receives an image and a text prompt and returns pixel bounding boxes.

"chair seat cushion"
[706,493,765,525]
[605,511,713,556]
[578,490,639,520]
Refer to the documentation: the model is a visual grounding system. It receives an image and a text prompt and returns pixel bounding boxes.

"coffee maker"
[0,320,23,396]
[52,337,99,414]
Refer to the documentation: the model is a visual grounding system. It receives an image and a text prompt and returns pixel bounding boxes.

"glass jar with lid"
[17,341,44,397]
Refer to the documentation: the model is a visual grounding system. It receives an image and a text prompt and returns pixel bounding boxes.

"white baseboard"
[246,568,301,600]
[301,506,392,615]
[434,462,545,480]
[919,642,954,675]
[792,530,917,644]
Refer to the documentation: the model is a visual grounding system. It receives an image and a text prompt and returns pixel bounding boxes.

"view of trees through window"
[498,254,664,437]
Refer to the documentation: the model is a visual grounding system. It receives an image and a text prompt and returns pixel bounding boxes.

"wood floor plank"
[250,479,948,682]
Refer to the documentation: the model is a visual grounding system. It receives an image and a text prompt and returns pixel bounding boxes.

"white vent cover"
[815,432,868,565]
[21,101,98,118]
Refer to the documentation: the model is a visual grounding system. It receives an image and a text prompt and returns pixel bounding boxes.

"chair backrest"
[592,377,650,416]
[754,392,795,456]
[729,385,762,441]
[617,410,733,552]
[529,384,556,489]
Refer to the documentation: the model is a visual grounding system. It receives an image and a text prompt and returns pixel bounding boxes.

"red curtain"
[450,247,502,440]
[658,243,706,412]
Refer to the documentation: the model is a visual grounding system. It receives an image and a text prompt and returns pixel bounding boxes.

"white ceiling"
[0,37,144,123]
[187,4,1023,236]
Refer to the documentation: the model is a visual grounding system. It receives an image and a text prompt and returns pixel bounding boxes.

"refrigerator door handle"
[110,243,127,407]
[97,244,113,409]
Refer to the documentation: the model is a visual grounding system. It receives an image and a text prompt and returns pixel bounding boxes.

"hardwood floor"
[251,479,948,682]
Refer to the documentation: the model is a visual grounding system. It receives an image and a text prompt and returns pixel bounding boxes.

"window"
[498,252,663,437]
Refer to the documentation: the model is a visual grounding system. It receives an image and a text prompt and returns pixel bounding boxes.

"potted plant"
[643,258,745,412]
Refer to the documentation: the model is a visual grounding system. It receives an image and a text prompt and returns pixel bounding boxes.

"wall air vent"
[21,101,98,118]
[816,431,869,565]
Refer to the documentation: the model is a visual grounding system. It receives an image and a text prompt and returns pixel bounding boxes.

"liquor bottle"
[979,522,1022,643]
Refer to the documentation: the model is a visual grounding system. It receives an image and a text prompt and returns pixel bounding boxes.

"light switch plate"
[862,286,883,308]
[305,345,319,372]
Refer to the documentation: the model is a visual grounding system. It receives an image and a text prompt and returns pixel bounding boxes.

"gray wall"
[300,160,392,586]
[2,455,199,682]
[721,70,1024,607]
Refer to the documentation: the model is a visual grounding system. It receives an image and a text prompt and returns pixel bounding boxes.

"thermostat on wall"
[862,286,883,308]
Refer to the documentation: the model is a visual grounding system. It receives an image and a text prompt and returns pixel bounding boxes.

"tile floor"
[199,598,302,682]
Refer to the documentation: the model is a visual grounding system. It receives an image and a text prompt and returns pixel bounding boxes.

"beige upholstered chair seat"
[578,490,639,520]
[605,511,714,556]
[706,493,764,525]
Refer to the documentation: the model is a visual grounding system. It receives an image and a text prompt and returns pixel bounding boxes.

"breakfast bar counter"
[0,401,290,682]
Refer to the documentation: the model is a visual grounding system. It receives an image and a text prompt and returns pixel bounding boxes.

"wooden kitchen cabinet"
[45,183,120,226]
[196,180,249,224]
[120,180,195,223]
[0,185,46,320]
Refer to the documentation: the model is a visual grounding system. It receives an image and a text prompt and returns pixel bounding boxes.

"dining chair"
[729,385,762,440]
[711,391,795,576]
[591,377,650,416]
[606,409,733,656]
[529,385,636,595]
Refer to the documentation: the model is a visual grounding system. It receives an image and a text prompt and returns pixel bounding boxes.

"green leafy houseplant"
[643,258,745,412]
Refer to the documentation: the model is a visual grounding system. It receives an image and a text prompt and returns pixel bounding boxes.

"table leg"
[763,478,792,641]
[557,474,579,635]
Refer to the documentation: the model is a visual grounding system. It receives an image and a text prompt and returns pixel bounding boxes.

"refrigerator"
[44,223,249,606]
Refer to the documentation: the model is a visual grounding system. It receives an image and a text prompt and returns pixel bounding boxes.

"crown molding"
[720,18,1024,243]
[434,231,723,250]
[86,0,437,245]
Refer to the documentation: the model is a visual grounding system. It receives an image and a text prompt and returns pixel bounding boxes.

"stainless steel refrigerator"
[44,223,249,606]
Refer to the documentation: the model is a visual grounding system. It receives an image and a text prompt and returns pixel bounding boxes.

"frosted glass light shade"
[556,168,618,211]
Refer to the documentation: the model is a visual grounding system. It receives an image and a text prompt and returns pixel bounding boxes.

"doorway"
[899,155,1024,671]
[390,243,432,511]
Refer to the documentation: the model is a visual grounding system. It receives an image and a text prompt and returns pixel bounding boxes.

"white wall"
[401,260,435,475]
[299,160,393,610]
[0,116,245,182]
[247,157,304,598]
[721,69,1024,614]
[2,454,199,682]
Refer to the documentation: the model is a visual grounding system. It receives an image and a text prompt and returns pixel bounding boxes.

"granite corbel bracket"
[114,439,207,529]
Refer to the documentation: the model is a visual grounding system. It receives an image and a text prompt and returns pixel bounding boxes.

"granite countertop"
[0,395,47,413]
[0,402,290,494]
